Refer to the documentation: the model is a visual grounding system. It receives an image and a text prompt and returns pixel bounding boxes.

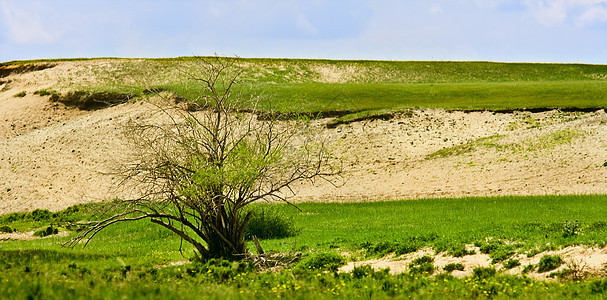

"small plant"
[34,89,57,97]
[479,240,516,263]
[443,263,465,272]
[186,258,253,281]
[395,243,419,255]
[13,91,26,97]
[522,264,536,275]
[479,241,500,254]
[537,255,563,273]
[448,243,475,257]
[603,161,607,167]
[491,249,515,264]
[33,225,58,237]
[557,259,587,280]
[562,220,580,238]
[364,238,423,257]
[365,241,395,257]
[298,253,345,272]
[409,255,435,275]
[0,212,22,224]
[29,209,53,221]
[352,264,375,278]
[412,255,434,265]
[0,225,13,233]
[503,259,521,269]
[472,267,496,279]
[244,206,298,240]
[549,259,588,281]
[409,263,434,275]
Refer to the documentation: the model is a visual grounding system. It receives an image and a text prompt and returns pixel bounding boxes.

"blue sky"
[2,0,607,63]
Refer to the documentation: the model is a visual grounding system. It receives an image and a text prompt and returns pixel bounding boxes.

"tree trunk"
[203,205,247,259]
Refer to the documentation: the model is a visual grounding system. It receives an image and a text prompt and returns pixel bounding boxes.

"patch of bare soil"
[340,245,607,280]
[293,109,607,202]
[0,230,69,241]
[0,61,606,214]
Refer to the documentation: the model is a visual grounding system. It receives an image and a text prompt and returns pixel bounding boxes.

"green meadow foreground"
[3,195,607,299]
[1,58,607,298]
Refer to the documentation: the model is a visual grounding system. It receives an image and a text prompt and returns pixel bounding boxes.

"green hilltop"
[5,57,607,114]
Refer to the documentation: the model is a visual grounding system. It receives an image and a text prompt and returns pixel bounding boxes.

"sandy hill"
[0,60,606,214]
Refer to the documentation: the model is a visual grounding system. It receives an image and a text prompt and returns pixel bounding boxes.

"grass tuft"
[13,91,26,97]
[537,255,563,273]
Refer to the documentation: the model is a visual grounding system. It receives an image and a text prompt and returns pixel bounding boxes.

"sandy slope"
[294,109,607,202]
[0,62,606,214]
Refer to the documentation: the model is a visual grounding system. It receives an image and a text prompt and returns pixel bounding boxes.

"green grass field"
[9,57,607,114]
[3,195,607,299]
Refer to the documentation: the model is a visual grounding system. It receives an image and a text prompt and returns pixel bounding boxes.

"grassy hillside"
[7,57,607,114]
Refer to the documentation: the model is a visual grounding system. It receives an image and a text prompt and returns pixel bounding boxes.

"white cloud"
[472,0,509,8]
[577,2,607,24]
[0,1,57,44]
[430,3,442,14]
[525,0,607,26]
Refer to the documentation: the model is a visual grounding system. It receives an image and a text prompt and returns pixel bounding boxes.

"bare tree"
[65,56,338,259]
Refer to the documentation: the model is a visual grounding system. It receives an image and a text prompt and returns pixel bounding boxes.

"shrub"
[363,235,432,257]
[409,255,434,275]
[298,253,345,272]
[522,264,536,274]
[364,240,417,256]
[352,264,375,279]
[395,242,419,255]
[412,255,434,265]
[549,268,575,279]
[365,241,396,257]
[479,242,500,254]
[0,212,24,224]
[490,249,515,264]
[479,240,516,263]
[562,220,580,238]
[33,226,58,237]
[435,273,455,281]
[537,255,563,273]
[186,258,252,281]
[443,263,465,272]
[0,225,13,233]
[409,263,434,275]
[503,259,521,269]
[50,90,133,110]
[588,221,607,231]
[590,279,607,293]
[29,209,53,221]
[472,267,496,279]
[34,89,56,96]
[448,243,475,257]
[244,206,298,240]
[13,91,26,97]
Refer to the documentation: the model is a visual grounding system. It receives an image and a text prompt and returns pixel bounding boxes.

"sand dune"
[1,61,606,214]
